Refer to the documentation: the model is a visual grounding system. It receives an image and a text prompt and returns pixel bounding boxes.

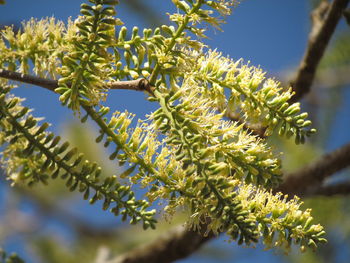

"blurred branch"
[16,186,120,239]
[344,8,350,24]
[110,224,214,263]
[95,246,112,263]
[0,171,120,239]
[276,142,350,196]
[0,69,153,94]
[311,181,350,196]
[290,0,349,102]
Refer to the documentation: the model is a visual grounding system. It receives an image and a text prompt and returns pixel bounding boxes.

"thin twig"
[0,69,57,91]
[0,69,153,94]
[290,0,349,102]
[106,78,154,95]
[225,112,266,138]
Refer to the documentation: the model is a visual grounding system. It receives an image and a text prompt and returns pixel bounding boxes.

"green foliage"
[185,51,316,141]
[0,86,155,228]
[0,17,75,77]
[57,0,122,111]
[0,0,327,255]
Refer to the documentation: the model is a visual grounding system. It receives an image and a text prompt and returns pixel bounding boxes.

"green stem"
[155,90,256,239]
[211,78,302,133]
[82,104,193,198]
[148,0,204,86]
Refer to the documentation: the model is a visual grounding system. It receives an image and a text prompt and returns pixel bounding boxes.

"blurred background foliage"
[1,0,350,262]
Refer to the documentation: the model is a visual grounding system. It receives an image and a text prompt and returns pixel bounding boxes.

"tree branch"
[311,181,350,196]
[290,0,349,102]
[110,224,214,263]
[0,69,58,91]
[226,0,349,137]
[0,69,263,136]
[344,8,350,24]
[0,69,153,94]
[276,142,350,196]
[17,186,120,239]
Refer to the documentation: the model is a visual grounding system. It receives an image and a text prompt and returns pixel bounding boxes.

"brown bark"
[290,0,350,102]
[111,224,214,263]
[0,69,152,94]
[277,142,350,196]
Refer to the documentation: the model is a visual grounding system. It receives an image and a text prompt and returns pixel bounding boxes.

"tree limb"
[230,0,349,137]
[17,186,120,239]
[290,0,349,102]
[110,224,213,263]
[311,181,350,196]
[0,69,153,94]
[343,8,350,24]
[276,142,350,196]
[0,69,58,91]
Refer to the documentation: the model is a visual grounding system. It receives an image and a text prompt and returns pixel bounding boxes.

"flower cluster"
[144,75,325,250]
[0,85,155,228]
[0,0,327,253]
[56,0,122,111]
[0,17,77,78]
